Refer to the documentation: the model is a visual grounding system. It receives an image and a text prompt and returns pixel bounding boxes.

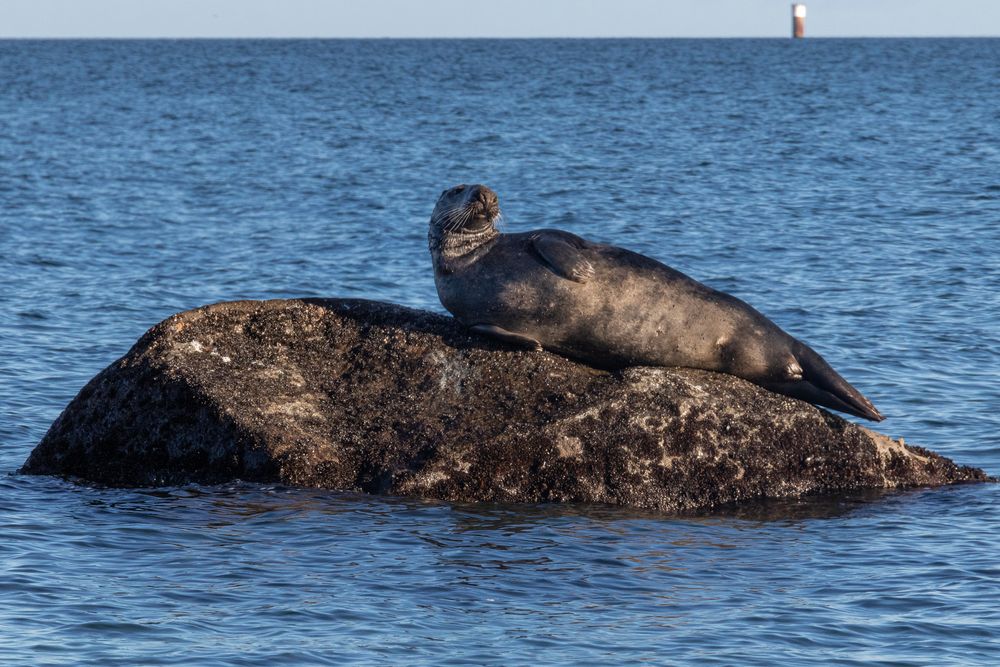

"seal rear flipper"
[764,380,882,421]
[773,341,884,421]
[469,324,543,351]
[530,231,595,283]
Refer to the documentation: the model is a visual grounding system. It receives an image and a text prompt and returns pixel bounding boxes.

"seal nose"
[468,185,497,209]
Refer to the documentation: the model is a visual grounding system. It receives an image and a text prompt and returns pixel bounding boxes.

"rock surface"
[21,298,989,511]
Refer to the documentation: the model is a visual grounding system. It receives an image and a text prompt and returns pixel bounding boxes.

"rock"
[21,298,990,511]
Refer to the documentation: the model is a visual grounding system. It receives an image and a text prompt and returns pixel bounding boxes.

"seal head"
[428,184,502,275]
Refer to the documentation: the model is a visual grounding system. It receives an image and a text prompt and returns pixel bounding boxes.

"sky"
[2,0,998,38]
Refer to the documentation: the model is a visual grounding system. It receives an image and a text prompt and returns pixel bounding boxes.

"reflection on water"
[3,475,999,665]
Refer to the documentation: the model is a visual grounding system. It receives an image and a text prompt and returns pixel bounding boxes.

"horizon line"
[1,35,998,40]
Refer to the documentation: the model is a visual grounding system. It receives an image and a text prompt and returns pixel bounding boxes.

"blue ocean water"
[1,38,998,665]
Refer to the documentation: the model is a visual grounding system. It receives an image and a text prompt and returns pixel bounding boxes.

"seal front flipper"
[469,324,543,351]
[530,231,595,283]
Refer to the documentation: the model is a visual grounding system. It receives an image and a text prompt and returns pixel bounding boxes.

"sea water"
[1,39,998,665]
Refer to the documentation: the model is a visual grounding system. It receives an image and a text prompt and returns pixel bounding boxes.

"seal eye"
[452,185,466,194]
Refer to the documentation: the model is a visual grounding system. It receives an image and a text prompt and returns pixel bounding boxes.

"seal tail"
[768,341,885,422]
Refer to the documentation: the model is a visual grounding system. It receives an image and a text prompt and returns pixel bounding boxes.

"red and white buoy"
[792,4,806,39]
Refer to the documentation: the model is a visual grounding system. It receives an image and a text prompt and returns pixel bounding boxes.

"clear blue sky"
[3,0,998,38]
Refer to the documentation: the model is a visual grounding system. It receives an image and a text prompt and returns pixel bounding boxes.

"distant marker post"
[792,4,806,38]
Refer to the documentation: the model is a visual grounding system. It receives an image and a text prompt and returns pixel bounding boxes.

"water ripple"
[1,38,999,666]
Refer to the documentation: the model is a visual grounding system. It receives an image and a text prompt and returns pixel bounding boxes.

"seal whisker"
[443,209,464,232]
[440,204,471,232]
[446,204,470,221]
[441,204,465,222]
[446,205,476,232]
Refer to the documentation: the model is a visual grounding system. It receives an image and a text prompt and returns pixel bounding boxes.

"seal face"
[428,184,884,421]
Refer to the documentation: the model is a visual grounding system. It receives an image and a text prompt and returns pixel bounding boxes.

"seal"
[428,184,884,421]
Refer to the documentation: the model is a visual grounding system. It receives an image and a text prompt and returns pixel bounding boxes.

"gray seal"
[428,184,884,421]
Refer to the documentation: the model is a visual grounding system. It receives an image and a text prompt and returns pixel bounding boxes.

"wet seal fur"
[428,184,884,421]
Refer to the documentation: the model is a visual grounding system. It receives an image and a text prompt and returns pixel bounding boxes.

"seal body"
[428,184,883,421]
